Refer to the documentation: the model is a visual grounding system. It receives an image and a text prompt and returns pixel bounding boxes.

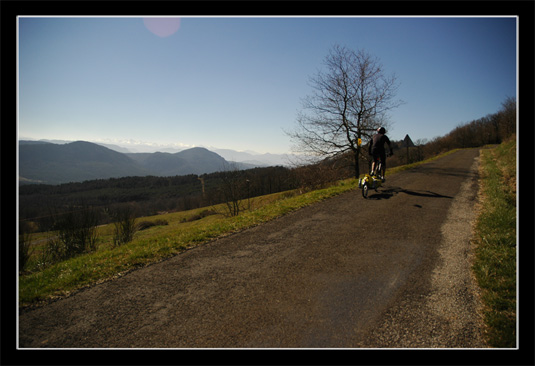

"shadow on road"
[367,186,453,200]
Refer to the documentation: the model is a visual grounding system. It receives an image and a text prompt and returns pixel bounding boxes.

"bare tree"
[218,164,247,217]
[112,203,138,246]
[288,45,403,178]
[51,205,100,260]
[498,96,516,139]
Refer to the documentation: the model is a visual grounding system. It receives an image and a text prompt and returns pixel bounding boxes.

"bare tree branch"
[287,45,403,177]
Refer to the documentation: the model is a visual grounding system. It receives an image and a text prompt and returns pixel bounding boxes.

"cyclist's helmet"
[377,127,386,134]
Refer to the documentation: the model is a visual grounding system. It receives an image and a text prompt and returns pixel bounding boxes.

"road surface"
[18,148,486,349]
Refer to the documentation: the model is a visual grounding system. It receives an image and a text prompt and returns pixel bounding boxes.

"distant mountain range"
[19,140,284,185]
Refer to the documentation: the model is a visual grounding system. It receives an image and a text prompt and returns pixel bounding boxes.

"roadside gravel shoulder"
[360,153,487,348]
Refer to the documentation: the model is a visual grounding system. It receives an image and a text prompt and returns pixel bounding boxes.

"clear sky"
[18,16,517,154]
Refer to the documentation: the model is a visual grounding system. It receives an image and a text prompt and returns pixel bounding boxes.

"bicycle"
[358,157,385,199]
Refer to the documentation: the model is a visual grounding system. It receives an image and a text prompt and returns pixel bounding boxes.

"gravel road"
[18,148,486,349]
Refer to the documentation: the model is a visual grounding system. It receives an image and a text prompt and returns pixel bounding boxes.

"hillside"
[19,141,256,185]
[19,141,150,184]
[126,147,229,176]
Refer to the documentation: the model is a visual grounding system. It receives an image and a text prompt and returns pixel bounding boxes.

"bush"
[112,204,138,246]
[18,222,35,273]
[137,219,169,230]
[186,209,218,222]
[48,206,100,262]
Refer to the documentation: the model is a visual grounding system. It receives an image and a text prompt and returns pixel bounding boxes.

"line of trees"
[18,165,301,232]
[420,97,516,157]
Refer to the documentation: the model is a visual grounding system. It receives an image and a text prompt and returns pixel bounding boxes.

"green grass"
[472,136,517,348]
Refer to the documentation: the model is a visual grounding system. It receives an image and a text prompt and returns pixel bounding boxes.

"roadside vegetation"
[472,136,517,348]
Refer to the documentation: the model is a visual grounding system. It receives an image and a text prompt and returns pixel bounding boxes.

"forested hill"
[19,165,300,229]
[19,141,258,185]
[19,141,150,184]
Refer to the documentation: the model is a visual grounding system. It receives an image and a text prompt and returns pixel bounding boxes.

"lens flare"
[143,17,181,38]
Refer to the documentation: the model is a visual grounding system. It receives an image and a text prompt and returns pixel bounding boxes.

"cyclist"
[368,127,393,181]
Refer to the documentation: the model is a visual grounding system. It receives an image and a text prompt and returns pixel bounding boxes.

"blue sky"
[18,16,517,154]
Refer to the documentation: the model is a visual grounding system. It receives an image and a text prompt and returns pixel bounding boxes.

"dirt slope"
[18,149,485,349]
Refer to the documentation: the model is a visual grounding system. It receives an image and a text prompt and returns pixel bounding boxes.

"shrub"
[138,219,169,231]
[112,204,138,246]
[186,209,217,222]
[47,206,100,262]
[18,222,35,273]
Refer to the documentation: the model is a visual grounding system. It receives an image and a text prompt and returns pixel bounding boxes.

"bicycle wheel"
[362,182,369,198]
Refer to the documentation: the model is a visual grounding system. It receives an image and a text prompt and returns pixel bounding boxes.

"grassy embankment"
[18,148,461,307]
[472,136,517,348]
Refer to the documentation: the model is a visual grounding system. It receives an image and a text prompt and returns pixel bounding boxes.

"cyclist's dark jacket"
[368,133,392,155]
